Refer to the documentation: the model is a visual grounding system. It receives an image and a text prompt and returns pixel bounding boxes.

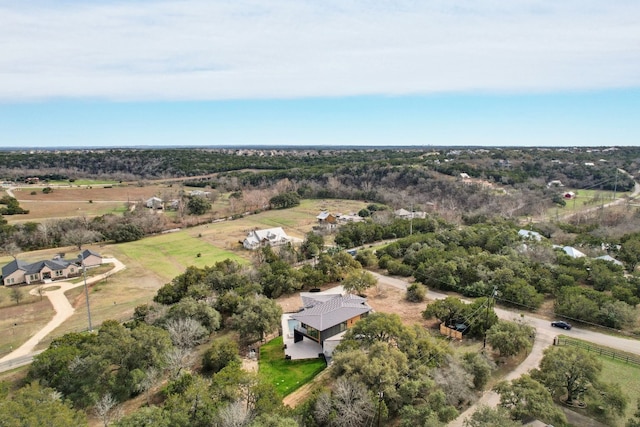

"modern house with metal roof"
[289,292,371,356]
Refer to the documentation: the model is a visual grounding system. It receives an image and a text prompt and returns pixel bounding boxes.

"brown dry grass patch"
[0,296,54,356]
[12,185,171,202]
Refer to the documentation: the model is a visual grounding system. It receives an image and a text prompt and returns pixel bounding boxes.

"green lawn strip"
[259,336,326,397]
[557,335,640,364]
[599,357,640,423]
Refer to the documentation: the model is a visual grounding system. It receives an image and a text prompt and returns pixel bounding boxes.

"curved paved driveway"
[0,258,125,366]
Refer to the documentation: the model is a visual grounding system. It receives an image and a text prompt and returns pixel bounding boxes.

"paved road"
[370,272,640,426]
[0,258,126,370]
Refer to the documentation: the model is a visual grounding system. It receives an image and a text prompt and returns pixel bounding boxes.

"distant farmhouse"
[243,227,292,250]
[394,208,427,219]
[316,211,338,229]
[314,211,364,231]
[145,197,164,209]
[2,249,102,286]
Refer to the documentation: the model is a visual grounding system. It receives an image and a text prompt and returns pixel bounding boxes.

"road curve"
[369,272,639,426]
[0,258,125,369]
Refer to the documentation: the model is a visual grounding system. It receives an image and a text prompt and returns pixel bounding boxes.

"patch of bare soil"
[283,369,331,408]
[363,285,433,328]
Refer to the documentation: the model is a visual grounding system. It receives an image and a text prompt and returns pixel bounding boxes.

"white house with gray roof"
[243,227,292,250]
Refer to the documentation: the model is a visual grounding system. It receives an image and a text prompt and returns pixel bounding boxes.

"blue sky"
[1,1,639,147]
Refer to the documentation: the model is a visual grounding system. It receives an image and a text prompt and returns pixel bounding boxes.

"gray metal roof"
[300,292,342,308]
[2,257,76,279]
[1,259,28,278]
[291,294,371,331]
[25,259,71,274]
[80,249,102,259]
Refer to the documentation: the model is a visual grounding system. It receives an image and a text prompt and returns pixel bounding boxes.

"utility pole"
[81,251,93,332]
[482,286,498,350]
[409,204,413,235]
[376,391,384,427]
[613,168,618,201]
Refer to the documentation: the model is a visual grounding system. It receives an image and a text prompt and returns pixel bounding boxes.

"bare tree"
[36,286,45,301]
[432,355,475,407]
[1,242,21,260]
[94,393,122,427]
[62,227,102,250]
[37,222,52,247]
[217,401,253,427]
[314,378,375,427]
[165,347,192,379]
[165,317,208,350]
[10,288,23,305]
[134,367,160,405]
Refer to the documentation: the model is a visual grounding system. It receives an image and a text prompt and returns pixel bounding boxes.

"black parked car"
[551,320,572,330]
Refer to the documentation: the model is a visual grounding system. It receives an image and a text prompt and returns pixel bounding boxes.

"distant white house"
[547,180,564,187]
[518,229,543,241]
[562,246,586,258]
[189,190,211,197]
[243,227,292,250]
[595,255,624,267]
[145,197,163,209]
[394,209,427,219]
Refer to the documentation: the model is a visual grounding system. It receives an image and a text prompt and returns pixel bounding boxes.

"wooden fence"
[555,336,640,367]
[440,323,463,340]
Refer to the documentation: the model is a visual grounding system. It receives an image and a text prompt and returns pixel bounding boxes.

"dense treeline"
[0,207,167,252]
[1,148,636,217]
[340,216,640,330]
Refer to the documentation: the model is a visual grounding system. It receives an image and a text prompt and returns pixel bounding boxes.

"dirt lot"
[6,185,177,223]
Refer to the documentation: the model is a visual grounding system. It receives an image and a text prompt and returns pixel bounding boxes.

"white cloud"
[0,0,639,101]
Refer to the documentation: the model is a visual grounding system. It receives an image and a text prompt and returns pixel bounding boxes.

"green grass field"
[599,357,640,425]
[115,230,247,281]
[259,336,326,397]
